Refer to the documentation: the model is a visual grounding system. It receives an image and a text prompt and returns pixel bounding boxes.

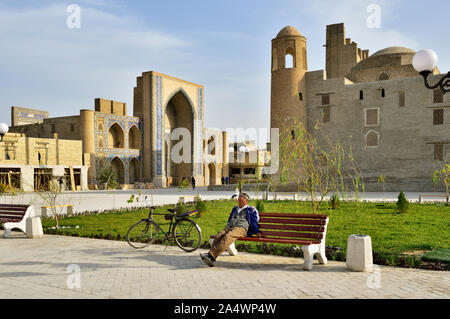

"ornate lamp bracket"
[419,70,450,94]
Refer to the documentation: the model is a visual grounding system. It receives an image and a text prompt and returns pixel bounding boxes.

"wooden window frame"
[433,109,444,125]
[364,108,380,127]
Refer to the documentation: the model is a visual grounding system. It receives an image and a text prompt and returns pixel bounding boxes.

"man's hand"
[256,232,264,238]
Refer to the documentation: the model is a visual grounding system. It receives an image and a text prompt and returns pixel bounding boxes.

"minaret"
[270,25,308,132]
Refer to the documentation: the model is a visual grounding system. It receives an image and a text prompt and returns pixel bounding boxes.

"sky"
[0,0,449,146]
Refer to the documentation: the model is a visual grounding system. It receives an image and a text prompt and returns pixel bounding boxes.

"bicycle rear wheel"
[127,219,161,249]
[173,218,202,252]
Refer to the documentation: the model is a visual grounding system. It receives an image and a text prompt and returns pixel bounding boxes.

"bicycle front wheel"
[127,219,162,249]
[173,218,202,252]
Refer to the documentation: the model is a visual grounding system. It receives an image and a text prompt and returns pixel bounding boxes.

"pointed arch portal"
[164,90,194,185]
[110,157,124,184]
[129,157,141,184]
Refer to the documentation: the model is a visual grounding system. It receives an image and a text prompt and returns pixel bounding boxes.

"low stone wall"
[207,183,271,191]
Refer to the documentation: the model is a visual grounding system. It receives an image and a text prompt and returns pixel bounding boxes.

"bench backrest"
[0,204,30,223]
[258,212,328,243]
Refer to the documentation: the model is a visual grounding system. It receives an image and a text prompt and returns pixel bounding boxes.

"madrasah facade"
[8,72,234,189]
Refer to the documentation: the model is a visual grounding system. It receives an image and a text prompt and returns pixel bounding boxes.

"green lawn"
[42,199,450,267]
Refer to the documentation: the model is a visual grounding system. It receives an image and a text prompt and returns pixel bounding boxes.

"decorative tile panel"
[94,111,142,181]
[156,75,163,175]
[197,88,203,175]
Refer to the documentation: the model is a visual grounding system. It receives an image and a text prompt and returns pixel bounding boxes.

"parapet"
[95,98,127,116]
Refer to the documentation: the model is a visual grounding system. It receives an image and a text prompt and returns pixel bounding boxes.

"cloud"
[0,3,189,123]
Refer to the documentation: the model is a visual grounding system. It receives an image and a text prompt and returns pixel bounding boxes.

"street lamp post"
[238,145,249,189]
[412,49,450,94]
[0,123,9,142]
[228,146,234,185]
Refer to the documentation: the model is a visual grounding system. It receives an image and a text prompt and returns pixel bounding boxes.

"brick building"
[270,23,449,191]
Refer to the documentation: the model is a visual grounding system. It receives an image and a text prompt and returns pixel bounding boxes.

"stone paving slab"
[0,233,448,299]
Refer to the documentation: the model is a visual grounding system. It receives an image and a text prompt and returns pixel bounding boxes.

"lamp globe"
[0,123,9,136]
[412,49,438,73]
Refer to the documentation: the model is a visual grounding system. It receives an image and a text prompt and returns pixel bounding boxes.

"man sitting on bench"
[200,192,262,267]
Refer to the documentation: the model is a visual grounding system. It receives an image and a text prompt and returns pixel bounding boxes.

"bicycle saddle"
[167,208,176,213]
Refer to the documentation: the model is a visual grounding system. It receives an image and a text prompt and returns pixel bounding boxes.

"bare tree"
[278,117,364,213]
[34,174,65,228]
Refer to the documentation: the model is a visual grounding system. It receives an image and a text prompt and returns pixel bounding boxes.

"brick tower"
[270,25,308,133]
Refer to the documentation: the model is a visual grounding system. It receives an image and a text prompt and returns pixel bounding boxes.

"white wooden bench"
[418,194,449,204]
[0,204,43,238]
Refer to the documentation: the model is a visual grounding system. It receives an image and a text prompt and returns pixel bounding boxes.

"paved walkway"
[0,234,448,299]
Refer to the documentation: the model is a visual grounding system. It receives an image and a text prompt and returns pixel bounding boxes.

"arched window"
[285,47,294,68]
[108,123,124,149]
[366,131,379,147]
[110,157,125,184]
[128,125,140,149]
[207,136,216,155]
[378,72,389,81]
[129,157,141,184]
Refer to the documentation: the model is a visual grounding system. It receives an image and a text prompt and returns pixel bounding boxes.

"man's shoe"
[200,253,215,267]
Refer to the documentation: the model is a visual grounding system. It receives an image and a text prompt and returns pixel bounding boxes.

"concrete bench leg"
[301,245,314,271]
[2,228,12,238]
[227,242,238,256]
[301,244,327,271]
[315,246,327,265]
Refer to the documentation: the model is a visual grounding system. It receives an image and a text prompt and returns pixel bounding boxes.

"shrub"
[97,165,118,190]
[175,200,187,214]
[396,191,409,213]
[256,199,265,212]
[195,196,206,214]
[179,179,191,189]
[329,194,340,210]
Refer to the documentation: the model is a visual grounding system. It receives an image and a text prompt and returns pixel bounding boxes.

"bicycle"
[126,197,202,252]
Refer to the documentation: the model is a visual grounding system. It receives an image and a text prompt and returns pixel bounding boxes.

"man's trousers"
[208,227,247,260]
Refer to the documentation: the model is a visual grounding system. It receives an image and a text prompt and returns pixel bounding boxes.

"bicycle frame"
[142,197,201,246]
[145,213,176,244]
